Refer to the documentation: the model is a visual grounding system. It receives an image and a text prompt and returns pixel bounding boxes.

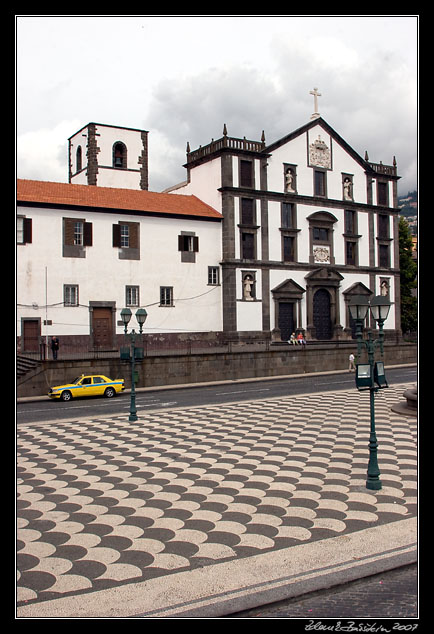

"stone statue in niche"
[243,275,254,301]
[343,177,353,200]
[285,168,295,193]
[309,134,331,169]
[380,280,389,296]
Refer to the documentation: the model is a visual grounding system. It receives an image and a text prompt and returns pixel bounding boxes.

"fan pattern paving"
[17,385,417,605]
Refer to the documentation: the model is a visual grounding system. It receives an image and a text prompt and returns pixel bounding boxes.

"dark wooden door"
[313,289,332,340]
[22,320,40,352]
[92,308,113,349]
[278,302,295,342]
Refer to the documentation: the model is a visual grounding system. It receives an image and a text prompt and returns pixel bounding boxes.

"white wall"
[17,205,223,339]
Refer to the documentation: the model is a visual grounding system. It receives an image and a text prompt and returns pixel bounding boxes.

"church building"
[168,92,400,342]
[17,93,401,354]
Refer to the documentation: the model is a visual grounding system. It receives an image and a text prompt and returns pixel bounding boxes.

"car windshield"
[71,377,83,384]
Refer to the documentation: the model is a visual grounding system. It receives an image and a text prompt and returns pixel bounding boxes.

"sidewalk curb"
[17,517,417,618]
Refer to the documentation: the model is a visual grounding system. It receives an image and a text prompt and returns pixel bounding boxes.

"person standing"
[349,353,356,372]
[51,336,59,360]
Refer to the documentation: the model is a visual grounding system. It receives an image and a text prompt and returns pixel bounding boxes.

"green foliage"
[398,216,417,333]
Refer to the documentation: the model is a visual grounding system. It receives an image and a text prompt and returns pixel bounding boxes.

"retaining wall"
[17,342,417,399]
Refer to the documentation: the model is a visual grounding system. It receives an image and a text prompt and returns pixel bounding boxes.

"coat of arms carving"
[309,135,331,169]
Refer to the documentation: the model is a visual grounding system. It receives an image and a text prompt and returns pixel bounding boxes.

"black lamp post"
[120,307,147,422]
[349,295,392,490]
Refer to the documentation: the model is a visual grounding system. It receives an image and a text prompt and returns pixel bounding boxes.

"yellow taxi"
[48,374,125,401]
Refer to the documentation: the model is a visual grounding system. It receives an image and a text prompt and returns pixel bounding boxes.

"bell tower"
[68,122,149,190]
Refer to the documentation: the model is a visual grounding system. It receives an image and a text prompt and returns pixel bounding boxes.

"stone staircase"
[17,356,41,380]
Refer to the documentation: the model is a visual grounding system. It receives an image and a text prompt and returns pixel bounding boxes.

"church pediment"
[305,267,344,282]
[343,282,373,296]
[272,279,305,298]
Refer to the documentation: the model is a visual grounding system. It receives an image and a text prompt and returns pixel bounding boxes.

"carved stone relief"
[309,135,331,169]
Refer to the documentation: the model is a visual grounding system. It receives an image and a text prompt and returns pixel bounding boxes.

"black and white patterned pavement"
[17,383,417,617]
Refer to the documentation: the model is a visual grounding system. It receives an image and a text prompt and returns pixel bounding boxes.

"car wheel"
[61,390,72,402]
[104,387,116,398]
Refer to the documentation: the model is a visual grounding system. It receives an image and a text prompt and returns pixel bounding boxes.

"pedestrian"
[349,353,356,372]
[288,333,297,345]
[297,332,306,346]
[51,336,59,360]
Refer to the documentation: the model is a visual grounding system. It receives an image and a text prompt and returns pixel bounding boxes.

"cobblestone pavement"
[226,563,418,618]
[17,384,417,614]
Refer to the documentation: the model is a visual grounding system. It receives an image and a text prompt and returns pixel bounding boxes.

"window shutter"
[113,224,121,247]
[23,218,32,244]
[129,223,139,249]
[64,218,75,245]
[83,222,93,246]
[193,236,199,252]
[178,235,184,251]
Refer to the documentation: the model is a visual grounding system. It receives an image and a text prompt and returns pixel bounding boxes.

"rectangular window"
[178,235,199,252]
[345,210,356,234]
[379,244,390,268]
[64,284,79,306]
[283,236,295,262]
[74,222,83,246]
[241,198,255,225]
[313,227,329,242]
[346,241,357,265]
[120,224,129,248]
[126,286,139,307]
[240,160,253,188]
[208,266,220,285]
[160,286,173,307]
[314,170,326,197]
[377,182,388,206]
[378,214,389,239]
[241,232,255,259]
[281,203,294,229]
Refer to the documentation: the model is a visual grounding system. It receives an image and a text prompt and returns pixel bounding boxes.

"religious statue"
[380,280,389,296]
[285,168,295,193]
[243,275,254,301]
[343,178,353,200]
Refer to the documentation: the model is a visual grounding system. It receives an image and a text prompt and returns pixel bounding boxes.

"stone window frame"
[63,217,92,258]
[160,286,174,307]
[280,201,300,263]
[343,209,361,267]
[63,284,79,307]
[178,231,199,263]
[313,168,327,198]
[238,158,255,189]
[307,211,338,265]
[113,141,127,169]
[113,221,140,260]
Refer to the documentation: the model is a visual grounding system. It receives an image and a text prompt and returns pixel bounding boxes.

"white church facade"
[17,103,401,354]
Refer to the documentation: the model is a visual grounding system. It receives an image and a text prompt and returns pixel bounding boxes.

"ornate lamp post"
[120,307,147,422]
[349,295,392,490]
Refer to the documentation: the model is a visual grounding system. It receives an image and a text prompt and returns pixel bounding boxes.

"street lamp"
[120,307,147,422]
[349,294,392,490]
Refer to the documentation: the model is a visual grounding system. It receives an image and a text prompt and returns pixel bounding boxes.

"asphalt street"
[225,563,418,619]
[17,365,417,425]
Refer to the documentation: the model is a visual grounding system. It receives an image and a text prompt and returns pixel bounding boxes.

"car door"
[92,376,106,396]
[79,376,93,396]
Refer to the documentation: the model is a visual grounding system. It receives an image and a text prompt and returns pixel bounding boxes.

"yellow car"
[48,374,125,401]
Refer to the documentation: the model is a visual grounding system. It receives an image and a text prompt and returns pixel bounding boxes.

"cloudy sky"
[16,15,418,195]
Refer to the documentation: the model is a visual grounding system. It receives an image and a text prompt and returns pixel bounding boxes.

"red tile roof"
[17,179,222,220]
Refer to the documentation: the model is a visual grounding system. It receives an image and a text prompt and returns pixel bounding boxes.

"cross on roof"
[310,87,322,119]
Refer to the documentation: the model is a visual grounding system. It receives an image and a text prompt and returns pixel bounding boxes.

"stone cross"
[310,87,322,119]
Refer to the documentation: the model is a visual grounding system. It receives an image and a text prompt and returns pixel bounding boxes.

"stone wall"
[17,342,417,398]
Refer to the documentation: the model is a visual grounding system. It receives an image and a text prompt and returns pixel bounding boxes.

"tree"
[398,216,417,333]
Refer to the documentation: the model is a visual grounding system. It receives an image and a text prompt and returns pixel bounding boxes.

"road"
[17,365,417,425]
[225,563,418,619]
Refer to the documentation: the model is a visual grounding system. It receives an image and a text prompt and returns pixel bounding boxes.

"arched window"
[113,142,127,169]
[76,146,82,172]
